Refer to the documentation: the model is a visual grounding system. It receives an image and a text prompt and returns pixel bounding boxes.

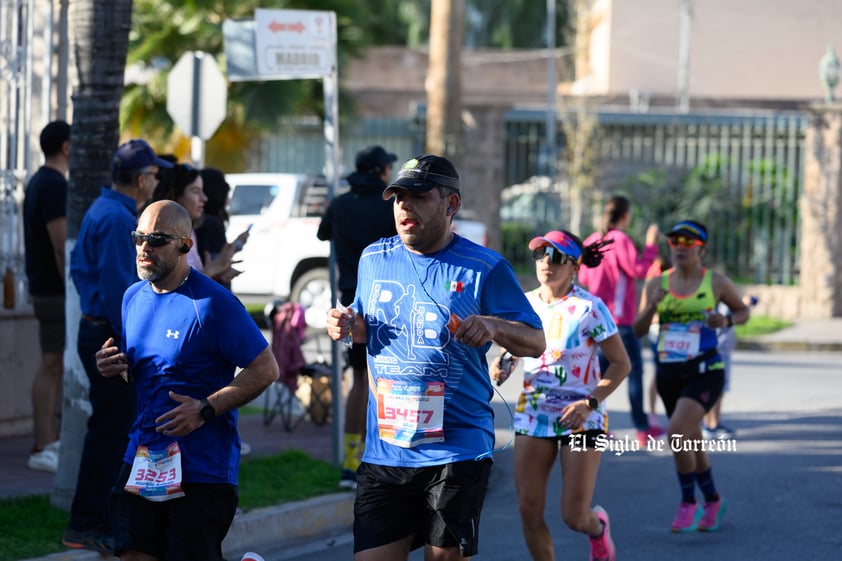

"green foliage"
[501,222,541,274]
[0,450,340,561]
[735,315,793,338]
[123,0,370,165]
[624,150,800,284]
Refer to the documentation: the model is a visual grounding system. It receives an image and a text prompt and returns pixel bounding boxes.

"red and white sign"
[255,9,336,79]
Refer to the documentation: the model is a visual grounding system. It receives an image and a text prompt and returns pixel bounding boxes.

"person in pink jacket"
[578,195,663,446]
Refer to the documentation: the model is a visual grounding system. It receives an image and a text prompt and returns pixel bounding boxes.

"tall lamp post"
[819,44,840,103]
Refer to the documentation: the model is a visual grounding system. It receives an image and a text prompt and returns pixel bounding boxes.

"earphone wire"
[474,376,516,461]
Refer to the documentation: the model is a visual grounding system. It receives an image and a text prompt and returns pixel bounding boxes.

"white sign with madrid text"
[254,9,336,79]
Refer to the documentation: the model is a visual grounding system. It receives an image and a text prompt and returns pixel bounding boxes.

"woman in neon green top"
[634,220,750,534]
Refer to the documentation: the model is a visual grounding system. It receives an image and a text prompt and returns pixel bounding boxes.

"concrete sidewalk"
[9,317,842,561]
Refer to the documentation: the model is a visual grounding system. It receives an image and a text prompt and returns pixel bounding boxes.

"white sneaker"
[28,448,58,472]
[240,441,252,456]
[44,440,61,454]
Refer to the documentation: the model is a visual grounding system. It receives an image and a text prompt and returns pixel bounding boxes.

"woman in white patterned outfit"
[491,230,630,561]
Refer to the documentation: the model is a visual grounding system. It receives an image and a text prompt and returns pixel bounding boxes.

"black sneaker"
[339,468,357,490]
[62,528,114,554]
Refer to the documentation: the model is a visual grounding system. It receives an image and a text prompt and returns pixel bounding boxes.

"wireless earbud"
[179,244,190,254]
[446,206,452,215]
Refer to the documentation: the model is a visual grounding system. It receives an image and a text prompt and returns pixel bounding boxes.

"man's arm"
[46,216,66,284]
[316,203,333,241]
[154,346,279,437]
[207,345,279,414]
[453,315,546,358]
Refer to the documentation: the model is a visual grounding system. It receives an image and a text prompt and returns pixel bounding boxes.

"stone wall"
[799,104,842,318]
[0,309,40,436]
[459,105,507,251]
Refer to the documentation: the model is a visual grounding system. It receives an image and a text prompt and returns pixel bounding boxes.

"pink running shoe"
[671,501,702,532]
[698,497,727,531]
[637,426,666,447]
[589,505,616,561]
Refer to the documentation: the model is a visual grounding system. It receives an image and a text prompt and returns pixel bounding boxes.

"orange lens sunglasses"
[668,236,704,248]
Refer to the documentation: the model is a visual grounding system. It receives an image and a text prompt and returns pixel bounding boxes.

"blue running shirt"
[353,235,542,467]
[121,270,268,485]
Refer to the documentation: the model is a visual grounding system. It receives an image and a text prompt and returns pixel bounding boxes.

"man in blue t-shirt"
[95,200,278,560]
[326,154,546,560]
[22,120,70,473]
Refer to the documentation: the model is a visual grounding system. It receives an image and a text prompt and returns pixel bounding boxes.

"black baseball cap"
[355,145,397,172]
[382,154,461,200]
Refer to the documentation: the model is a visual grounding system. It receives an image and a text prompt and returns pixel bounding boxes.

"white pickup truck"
[225,173,487,323]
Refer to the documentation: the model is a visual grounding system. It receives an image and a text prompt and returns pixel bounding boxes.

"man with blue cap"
[64,139,172,554]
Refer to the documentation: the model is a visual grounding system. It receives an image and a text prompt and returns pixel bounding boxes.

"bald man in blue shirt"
[64,139,172,554]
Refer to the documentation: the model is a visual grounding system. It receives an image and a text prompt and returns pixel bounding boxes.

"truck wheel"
[290,268,331,328]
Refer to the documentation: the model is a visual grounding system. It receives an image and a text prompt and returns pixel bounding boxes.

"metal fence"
[1,0,35,308]
[250,116,425,177]
[256,108,806,286]
[500,109,806,285]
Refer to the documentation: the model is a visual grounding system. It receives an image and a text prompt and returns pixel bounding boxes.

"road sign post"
[166,51,228,166]
[223,10,343,467]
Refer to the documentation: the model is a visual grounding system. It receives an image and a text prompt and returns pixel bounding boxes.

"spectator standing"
[95,200,278,560]
[578,195,663,446]
[491,229,629,561]
[22,120,70,472]
[153,163,246,287]
[326,154,546,560]
[317,145,398,489]
[634,220,750,533]
[196,168,244,290]
[64,139,172,553]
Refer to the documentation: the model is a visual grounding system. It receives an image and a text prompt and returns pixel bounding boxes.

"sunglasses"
[131,231,183,248]
[668,236,704,248]
[532,246,575,265]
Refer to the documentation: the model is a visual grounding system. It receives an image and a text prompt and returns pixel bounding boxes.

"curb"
[736,339,842,352]
[222,492,353,558]
[20,493,354,561]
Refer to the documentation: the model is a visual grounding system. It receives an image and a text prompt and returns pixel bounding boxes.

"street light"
[819,44,840,103]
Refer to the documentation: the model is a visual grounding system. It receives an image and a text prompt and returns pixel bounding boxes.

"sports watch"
[585,395,600,410]
[199,398,216,422]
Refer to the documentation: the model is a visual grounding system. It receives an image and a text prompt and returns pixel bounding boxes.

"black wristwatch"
[585,395,600,410]
[199,398,216,422]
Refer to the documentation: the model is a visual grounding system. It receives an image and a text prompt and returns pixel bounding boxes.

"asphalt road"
[258,348,842,561]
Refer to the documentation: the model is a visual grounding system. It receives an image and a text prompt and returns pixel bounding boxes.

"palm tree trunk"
[53,0,133,511]
[426,0,463,163]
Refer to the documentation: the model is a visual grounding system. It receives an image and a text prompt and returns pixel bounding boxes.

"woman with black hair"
[153,164,244,285]
[491,229,630,561]
[634,220,749,533]
[195,168,248,290]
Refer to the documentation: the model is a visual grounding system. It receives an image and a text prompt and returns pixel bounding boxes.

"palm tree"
[54,0,134,511]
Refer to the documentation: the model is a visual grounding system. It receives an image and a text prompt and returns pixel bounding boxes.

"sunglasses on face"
[131,231,182,248]
[532,246,574,265]
[668,236,704,248]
